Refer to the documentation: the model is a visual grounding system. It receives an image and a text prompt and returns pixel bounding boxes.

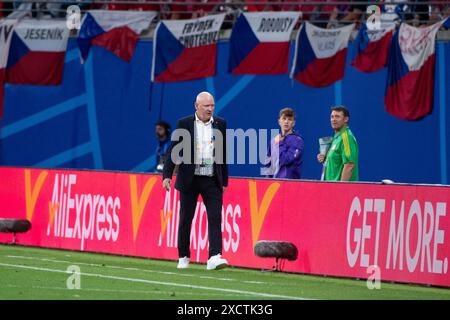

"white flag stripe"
[161,13,226,39]
[14,19,69,52]
[399,20,444,71]
[305,22,354,59]
[86,10,157,34]
[243,12,301,42]
[0,19,18,68]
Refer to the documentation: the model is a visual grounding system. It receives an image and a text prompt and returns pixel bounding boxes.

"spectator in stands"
[244,0,275,12]
[411,0,430,24]
[263,108,304,179]
[327,0,368,29]
[280,0,345,28]
[45,1,66,17]
[383,0,443,26]
[326,2,351,28]
[378,0,429,25]
[159,0,232,20]
[101,0,128,10]
[102,0,160,11]
[88,0,108,9]
[317,106,359,182]
[250,0,304,12]
[379,0,408,24]
[430,0,450,25]
[6,1,37,18]
[161,0,193,19]
[131,0,160,11]
[278,0,304,12]
[45,1,93,18]
[3,0,33,19]
[285,1,322,26]
[0,1,13,17]
[192,0,223,18]
[154,120,171,173]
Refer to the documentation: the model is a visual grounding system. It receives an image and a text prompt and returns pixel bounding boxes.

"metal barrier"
[1,1,449,39]
[1,1,449,24]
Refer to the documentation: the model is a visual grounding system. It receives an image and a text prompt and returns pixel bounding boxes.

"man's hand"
[340,162,355,181]
[163,178,172,191]
[317,153,326,164]
[274,134,284,144]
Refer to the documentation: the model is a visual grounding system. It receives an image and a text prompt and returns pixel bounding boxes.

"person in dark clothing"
[154,120,171,173]
[162,91,228,270]
[263,108,304,179]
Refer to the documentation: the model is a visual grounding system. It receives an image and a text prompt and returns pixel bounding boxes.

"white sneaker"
[177,257,190,269]
[206,254,228,270]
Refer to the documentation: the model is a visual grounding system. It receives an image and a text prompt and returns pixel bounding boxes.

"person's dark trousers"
[177,176,223,259]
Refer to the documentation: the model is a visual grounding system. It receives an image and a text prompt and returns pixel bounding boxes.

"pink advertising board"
[0,167,449,286]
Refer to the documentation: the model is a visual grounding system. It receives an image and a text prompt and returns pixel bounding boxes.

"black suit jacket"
[163,115,229,192]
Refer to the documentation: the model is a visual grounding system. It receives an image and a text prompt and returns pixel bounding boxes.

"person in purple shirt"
[263,108,304,179]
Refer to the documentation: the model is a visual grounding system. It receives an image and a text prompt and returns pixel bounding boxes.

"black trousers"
[178,176,223,259]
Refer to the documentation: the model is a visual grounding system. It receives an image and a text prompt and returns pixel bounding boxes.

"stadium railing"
[1,1,449,40]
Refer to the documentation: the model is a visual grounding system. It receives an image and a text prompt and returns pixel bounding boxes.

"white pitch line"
[0,262,310,300]
[4,255,267,285]
[2,284,252,298]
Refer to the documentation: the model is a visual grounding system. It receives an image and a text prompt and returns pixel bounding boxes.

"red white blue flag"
[385,21,444,120]
[228,12,300,75]
[0,19,17,116]
[78,10,156,62]
[6,19,69,85]
[351,22,396,73]
[290,22,354,88]
[151,14,226,82]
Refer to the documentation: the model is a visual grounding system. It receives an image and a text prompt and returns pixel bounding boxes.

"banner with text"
[151,14,225,82]
[0,167,448,287]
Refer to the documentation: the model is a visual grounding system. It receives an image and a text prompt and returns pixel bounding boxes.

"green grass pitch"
[0,245,449,300]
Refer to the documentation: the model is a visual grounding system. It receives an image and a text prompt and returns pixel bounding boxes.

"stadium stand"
[1,1,448,27]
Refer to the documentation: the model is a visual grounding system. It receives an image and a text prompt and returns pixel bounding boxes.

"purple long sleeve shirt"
[264,131,304,179]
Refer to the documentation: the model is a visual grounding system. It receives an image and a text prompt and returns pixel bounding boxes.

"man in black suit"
[163,91,228,270]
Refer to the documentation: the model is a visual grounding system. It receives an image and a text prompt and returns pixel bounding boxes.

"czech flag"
[78,10,156,62]
[351,22,396,73]
[385,21,444,120]
[6,19,69,85]
[151,14,226,82]
[228,11,300,75]
[290,22,354,88]
[0,19,17,117]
